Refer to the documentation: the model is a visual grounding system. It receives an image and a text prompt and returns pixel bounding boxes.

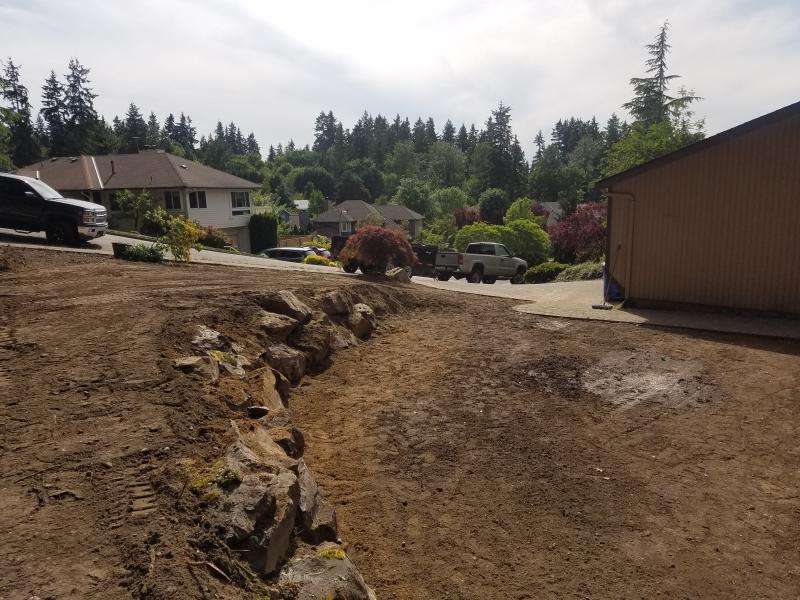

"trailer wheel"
[342,262,358,274]
[436,272,452,282]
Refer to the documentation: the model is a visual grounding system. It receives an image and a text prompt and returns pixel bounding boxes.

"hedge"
[524,261,570,284]
[554,261,604,282]
[249,213,278,254]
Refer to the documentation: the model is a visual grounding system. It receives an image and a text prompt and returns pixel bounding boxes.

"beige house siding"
[607,110,800,314]
[185,189,252,232]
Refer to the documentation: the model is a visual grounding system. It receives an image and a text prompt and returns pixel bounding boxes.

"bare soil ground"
[1,247,799,599]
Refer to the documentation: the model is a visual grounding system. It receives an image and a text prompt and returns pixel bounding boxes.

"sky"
[1,0,799,157]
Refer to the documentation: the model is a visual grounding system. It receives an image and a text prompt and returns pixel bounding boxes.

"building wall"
[184,188,253,232]
[608,111,800,314]
[218,226,251,253]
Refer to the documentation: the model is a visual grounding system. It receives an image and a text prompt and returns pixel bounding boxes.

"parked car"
[259,247,316,262]
[434,242,527,284]
[306,246,332,259]
[0,173,108,244]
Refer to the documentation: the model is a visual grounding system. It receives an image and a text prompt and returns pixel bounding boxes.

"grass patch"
[317,547,347,560]
[188,459,242,494]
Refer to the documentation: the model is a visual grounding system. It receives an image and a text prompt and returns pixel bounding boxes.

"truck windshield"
[27,179,63,200]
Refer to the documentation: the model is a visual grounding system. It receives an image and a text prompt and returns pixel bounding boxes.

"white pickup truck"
[433,242,527,284]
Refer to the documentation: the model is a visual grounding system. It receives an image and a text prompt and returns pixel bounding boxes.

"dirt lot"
[1,247,799,599]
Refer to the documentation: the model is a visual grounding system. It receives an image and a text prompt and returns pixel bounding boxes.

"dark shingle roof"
[16,151,259,191]
[313,200,424,225]
[376,203,424,221]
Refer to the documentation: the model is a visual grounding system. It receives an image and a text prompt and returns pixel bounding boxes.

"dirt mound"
[0,246,26,272]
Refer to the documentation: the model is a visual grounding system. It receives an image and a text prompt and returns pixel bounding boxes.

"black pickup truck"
[0,173,107,244]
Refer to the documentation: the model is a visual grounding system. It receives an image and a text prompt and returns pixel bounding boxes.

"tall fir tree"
[441,119,456,144]
[0,59,40,165]
[623,21,700,126]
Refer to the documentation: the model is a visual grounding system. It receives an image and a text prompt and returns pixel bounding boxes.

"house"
[277,199,310,231]
[313,200,424,239]
[16,150,260,251]
[598,100,800,315]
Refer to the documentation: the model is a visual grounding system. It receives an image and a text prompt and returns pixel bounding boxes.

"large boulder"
[346,304,377,340]
[289,314,334,368]
[216,467,300,576]
[248,367,288,414]
[319,289,354,316]
[259,311,299,342]
[386,267,411,283]
[257,291,313,324]
[263,343,307,383]
[297,459,337,544]
[210,422,300,575]
[173,355,219,382]
[278,545,377,600]
[331,324,359,350]
[269,426,305,459]
[191,325,230,352]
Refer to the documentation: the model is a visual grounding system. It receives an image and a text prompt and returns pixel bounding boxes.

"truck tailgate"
[435,251,459,268]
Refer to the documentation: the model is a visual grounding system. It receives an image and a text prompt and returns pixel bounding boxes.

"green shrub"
[122,243,164,263]
[197,224,232,249]
[140,206,170,236]
[249,213,278,253]
[161,216,202,262]
[555,261,604,282]
[309,234,332,250]
[524,261,570,283]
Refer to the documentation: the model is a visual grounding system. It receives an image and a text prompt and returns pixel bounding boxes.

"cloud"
[1,0,798,157]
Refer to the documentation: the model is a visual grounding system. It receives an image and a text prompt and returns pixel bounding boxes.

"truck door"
[494,244,514,276]
[0,178,38,229]
[12,180,45,228]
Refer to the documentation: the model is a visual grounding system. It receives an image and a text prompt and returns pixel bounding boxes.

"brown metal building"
[600,100,800,315]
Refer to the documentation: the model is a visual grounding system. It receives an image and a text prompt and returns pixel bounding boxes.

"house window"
[231,191,251,215]
[164,191,181,210]
[189,191,207,209]
[340,221,352,233]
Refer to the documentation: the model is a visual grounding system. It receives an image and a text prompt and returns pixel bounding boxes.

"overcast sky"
[2,0,798,157]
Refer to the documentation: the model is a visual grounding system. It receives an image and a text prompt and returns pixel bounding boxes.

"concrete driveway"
[0,228,343,273]
[415,275,800,339]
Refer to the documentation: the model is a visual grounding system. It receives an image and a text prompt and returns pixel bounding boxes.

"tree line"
[1,21,704,238]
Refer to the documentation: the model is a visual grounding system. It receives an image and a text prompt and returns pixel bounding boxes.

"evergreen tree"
[424,117,438,147]
[467,124,479,149]
[145,112,160,147]
[245,132,260,157]
[623,21,700,126]
[604,113,624,148]
[40,70,66,153]
[0,59,40,165]
[533,130,545,162]
[441,119,456,145]
[456,124,469,152]
[412,117,427,153]
[61,58,98,154]
[267,145,276,161]
[121,103,147,152]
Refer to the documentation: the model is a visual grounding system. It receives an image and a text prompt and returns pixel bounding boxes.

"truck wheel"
[45,220,77,246]
[481,276,497,284]
[510,271,524,285]
[436,272,452,282]
[468,269,483,284]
